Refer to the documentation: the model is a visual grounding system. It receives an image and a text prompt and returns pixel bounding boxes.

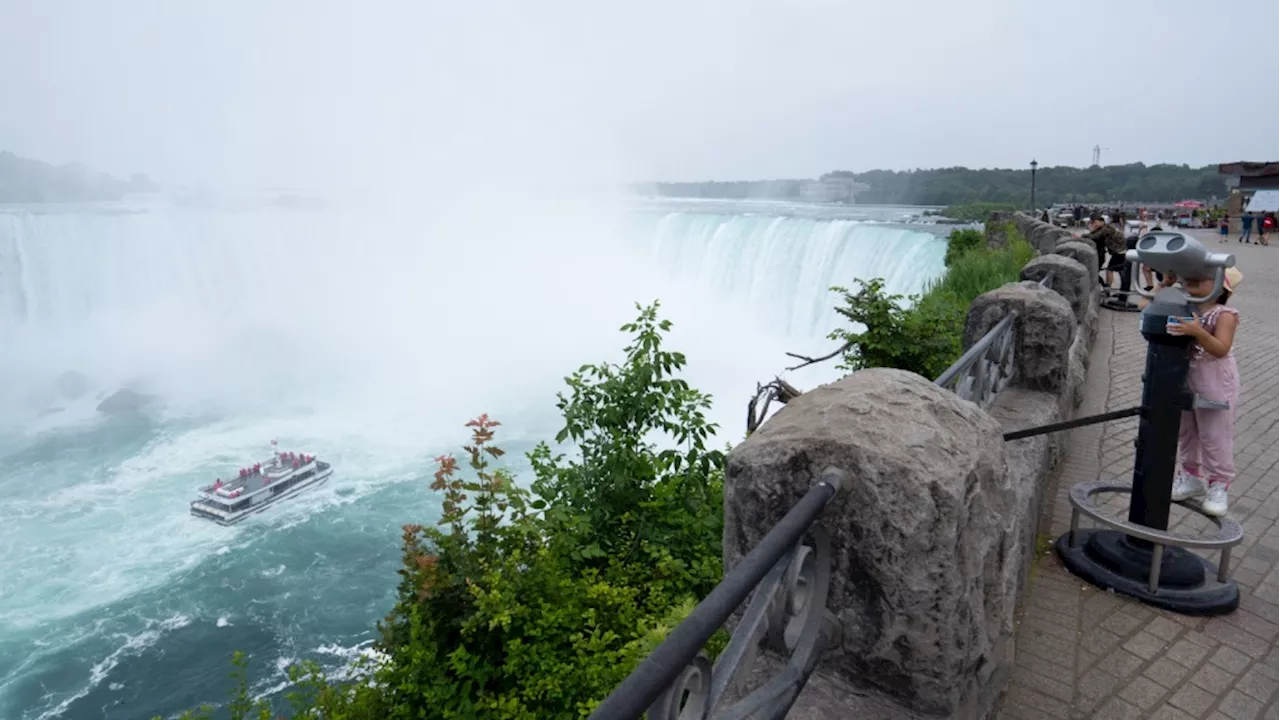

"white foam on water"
[0,411,443,631]
[32,614,191,720]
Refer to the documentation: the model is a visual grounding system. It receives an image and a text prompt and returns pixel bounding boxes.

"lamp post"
[1030,159,1038,211]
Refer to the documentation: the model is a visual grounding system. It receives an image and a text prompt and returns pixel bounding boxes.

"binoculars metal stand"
[1054,232,1243,616]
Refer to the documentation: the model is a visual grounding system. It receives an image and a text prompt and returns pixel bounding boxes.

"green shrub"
[830,225,1035,379]
[930,229,1036,305]
[169,302,728,720]
[371,302,727,719]
[941,201,1019,222]
[944,228,984,267]
[826,278,963,379]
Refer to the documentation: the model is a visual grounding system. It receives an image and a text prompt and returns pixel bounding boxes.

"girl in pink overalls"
[1168,267,1243,517]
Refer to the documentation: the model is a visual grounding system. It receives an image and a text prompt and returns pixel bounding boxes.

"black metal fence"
[934,272,1054,407]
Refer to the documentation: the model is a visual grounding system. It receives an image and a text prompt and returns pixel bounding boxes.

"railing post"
[935,312,1017,409]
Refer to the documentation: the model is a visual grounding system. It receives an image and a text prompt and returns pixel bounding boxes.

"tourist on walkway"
[1082,213,1125,287]
[1168,267,1243,517]
[1239,212,1254,243]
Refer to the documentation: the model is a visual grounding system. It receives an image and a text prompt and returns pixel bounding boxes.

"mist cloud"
[1,0,1276,192]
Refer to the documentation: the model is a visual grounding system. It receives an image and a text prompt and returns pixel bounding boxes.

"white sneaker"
[1171,471,1206,502]
[1202,483,1229,517]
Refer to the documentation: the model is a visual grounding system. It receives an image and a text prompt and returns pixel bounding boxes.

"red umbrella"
[1173,200,1204,208]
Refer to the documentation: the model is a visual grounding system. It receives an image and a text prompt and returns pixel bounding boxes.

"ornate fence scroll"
[933,271,1054,409]
[588,468,847,720]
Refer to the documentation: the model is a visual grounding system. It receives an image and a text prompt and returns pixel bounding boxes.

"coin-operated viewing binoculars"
[1055,232,1243,615]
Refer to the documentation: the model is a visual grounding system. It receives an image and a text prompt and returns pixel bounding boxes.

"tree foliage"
[167,302,728,720]
[645,163,1227,205]
[827,279,961,378]
[844,164,1230,205]
[943,228,985,267]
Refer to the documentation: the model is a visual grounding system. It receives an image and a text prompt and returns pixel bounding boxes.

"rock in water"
[724,369,1023,719]
[96,389,154,414]
[56,370,92,400]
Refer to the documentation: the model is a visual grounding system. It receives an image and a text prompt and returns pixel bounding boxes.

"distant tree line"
[638,163,1227,206]
[0,151,157,202]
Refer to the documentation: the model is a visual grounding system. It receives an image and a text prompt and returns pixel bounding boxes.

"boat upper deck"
[199,451,319,504]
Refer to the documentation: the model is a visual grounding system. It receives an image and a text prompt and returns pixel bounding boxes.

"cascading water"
[637,210,945,339]
[0,198,946,720]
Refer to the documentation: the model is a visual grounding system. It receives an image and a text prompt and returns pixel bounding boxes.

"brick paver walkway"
[1000,232,1279,720]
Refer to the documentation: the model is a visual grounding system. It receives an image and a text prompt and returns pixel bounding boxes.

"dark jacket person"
[1083,214,1126,283]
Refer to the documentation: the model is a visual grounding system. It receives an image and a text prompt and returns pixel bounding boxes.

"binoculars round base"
[1055,529,1239,617]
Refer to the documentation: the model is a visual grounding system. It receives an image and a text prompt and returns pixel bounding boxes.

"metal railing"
[933,271,1054,409]
[595,270,1064,718]
[588,468,848,720]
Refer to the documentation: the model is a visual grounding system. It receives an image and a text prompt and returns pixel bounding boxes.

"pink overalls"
[1177,305,1240,486]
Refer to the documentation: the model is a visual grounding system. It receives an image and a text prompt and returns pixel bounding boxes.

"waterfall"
[0,201,947,425]
[637,210,947,339]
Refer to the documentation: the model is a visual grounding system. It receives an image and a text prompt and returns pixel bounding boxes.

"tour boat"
[190,442,332,525]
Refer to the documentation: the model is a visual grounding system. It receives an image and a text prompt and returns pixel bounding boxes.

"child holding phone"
[1167,267,1244,516]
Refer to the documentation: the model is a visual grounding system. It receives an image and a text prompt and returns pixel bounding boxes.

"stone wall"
[721,212,1100,719]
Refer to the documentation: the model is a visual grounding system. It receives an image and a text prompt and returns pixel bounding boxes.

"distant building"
[1219,161,1279,192]
[1219,161,1279,233]
[800,177,870,203]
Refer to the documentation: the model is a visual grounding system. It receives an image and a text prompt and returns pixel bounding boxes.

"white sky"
[1,0,1276,192]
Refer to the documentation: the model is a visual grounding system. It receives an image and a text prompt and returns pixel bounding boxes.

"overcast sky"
[2,0,1276,192]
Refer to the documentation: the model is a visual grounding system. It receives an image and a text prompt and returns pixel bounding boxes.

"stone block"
[987,386,1061,564]
[1053,240,1099,280]
[985,220,1014,250]
[1067,332,1089,408]
[963,282,1076,394]
[1009,212,1071,254]
[1028,224,1068,254]
[724,369,1018,719]
[1013,213,1038,239]
[1019,254,1091,326]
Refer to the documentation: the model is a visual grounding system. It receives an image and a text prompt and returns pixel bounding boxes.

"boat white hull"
[191,466,333,526]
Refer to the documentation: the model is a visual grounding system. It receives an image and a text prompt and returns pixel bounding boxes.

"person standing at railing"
[1083,214,1126,288]
[1167,267,1244,517]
